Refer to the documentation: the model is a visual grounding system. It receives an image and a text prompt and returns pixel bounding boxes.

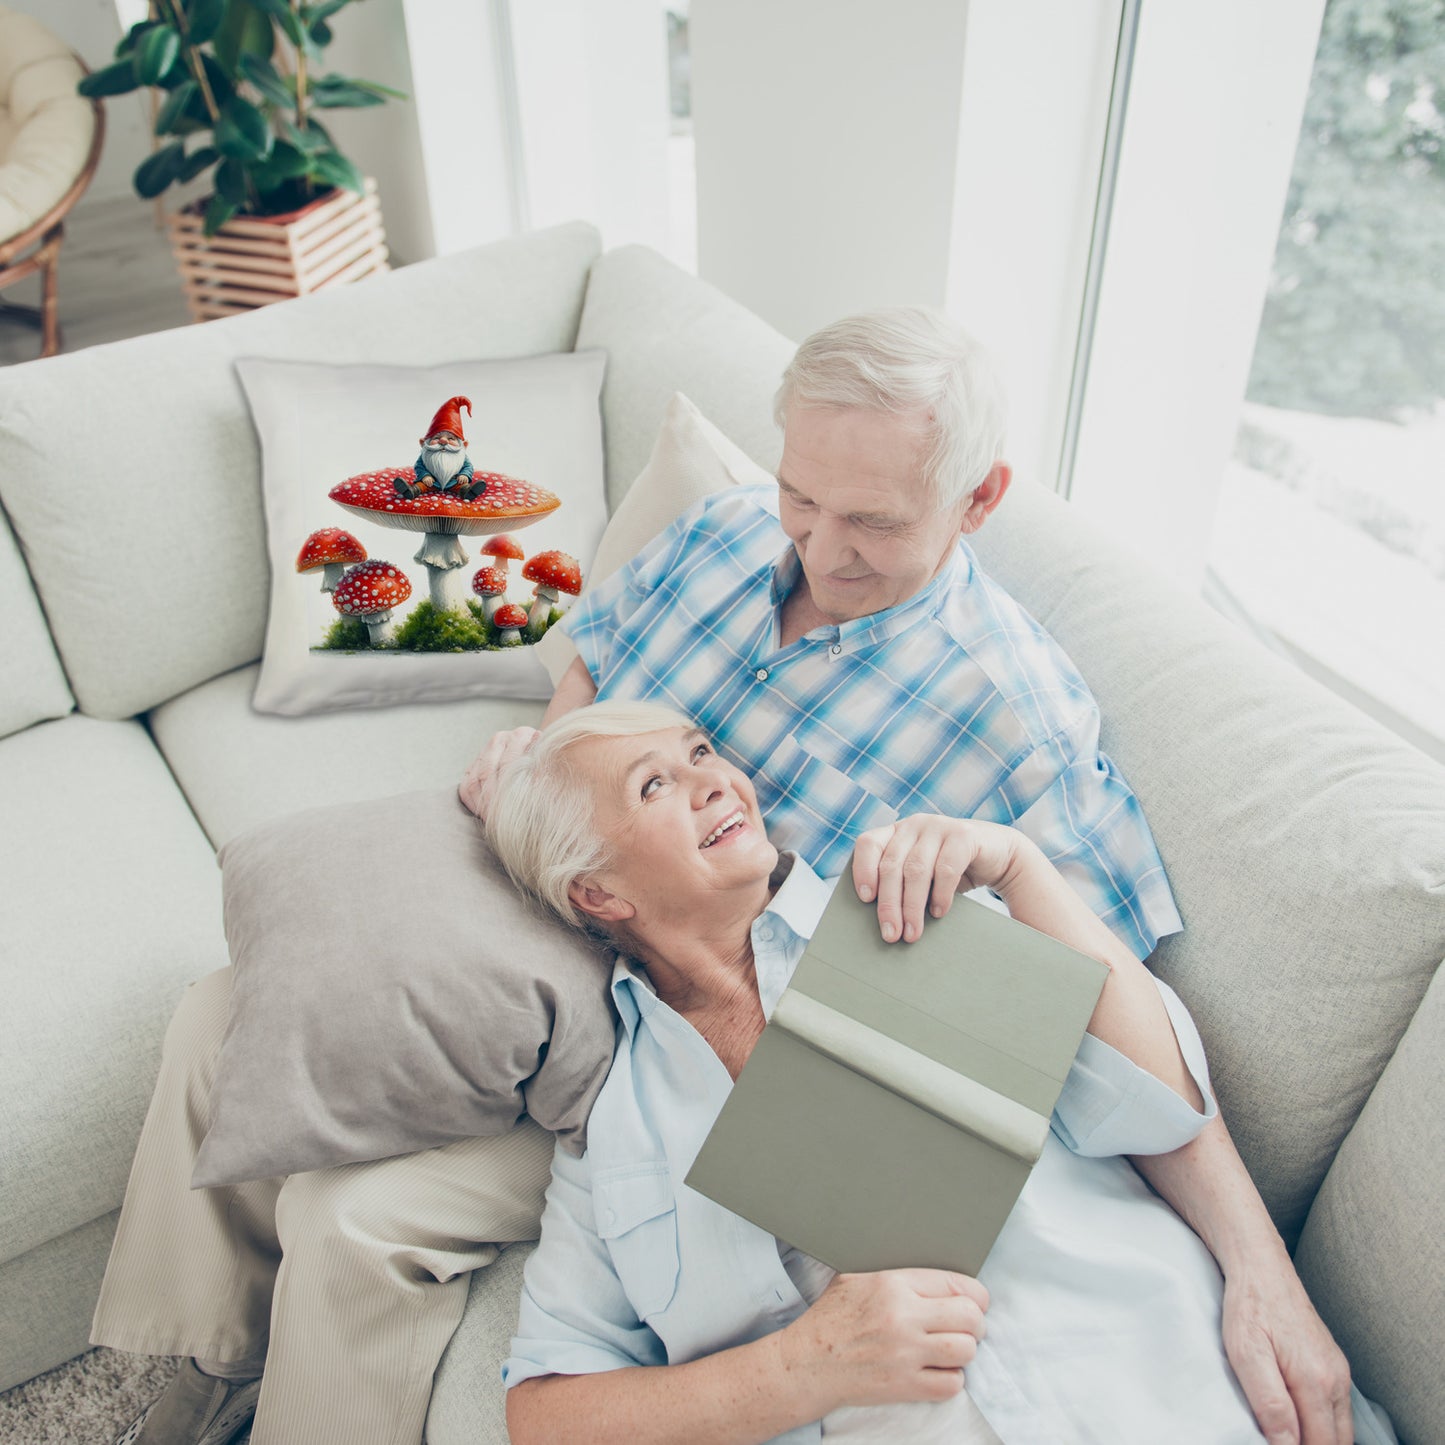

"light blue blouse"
[505,858,1270,1443]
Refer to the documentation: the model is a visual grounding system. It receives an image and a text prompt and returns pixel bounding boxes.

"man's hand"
[1221,1262,1353,1445]
[459,726,539,821]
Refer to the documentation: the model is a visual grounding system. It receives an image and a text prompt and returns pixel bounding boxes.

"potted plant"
[79,0,405,319]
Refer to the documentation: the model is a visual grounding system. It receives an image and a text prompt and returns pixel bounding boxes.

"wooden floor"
[0,194,193,366]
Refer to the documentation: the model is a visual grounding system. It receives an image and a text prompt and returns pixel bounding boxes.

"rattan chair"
[0,7,104,359]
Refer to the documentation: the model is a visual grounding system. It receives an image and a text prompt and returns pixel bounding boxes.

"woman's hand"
[458,726,540,821]
[779,1269,989,1412]
[852,815,1028,943]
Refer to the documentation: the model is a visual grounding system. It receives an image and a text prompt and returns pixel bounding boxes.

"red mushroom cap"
[297,527,367,573]
[481,534,525,563]
[520,549,582,596]
[492,603,529,629]
[329,469,560,538]
[471,565,509,598]
[332,560,413,617]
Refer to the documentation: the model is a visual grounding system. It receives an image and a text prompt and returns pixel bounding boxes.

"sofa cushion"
[1295,959,1445,1445]
[239,350,607,717]
[0,715,227,1267]
[968,479,1445,1244]
[0,222,602,721]
[196,791,615,1186]
[576,245,795,511]
[148,663,542,850]
[0,501,71,738]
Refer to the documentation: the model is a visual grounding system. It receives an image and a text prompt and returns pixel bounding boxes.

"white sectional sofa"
[1,222,1441,1444]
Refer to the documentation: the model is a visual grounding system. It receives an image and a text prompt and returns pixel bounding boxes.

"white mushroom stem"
[415,531,469,612]
[322,562,347,591]
[363,609,393,645]
[482,595,505,623]
[497,625,522,645]
[525,586,558,641]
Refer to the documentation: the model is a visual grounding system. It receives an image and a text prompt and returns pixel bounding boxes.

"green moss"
[318,616,372,650]
[391,599,494,652]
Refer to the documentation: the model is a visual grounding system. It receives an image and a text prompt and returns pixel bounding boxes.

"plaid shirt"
[566,486,1181,959]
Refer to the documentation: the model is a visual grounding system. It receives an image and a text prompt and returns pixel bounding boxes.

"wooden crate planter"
[166,179,389,322]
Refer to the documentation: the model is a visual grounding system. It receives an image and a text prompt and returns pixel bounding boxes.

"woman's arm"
[851,815,1202,1109]
[509,1268,987,1445]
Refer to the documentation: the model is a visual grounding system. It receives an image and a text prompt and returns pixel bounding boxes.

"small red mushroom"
[492,602,529,647]
[332,560,412,646]
[480,534,525,575]
[520,549,582,641]
[297,528,367,594]
[471,564,509,623]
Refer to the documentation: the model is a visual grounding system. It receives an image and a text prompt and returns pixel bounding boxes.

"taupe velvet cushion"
[193,789,617,1187]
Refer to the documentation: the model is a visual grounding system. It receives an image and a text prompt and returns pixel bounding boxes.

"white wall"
[690,0,972,342]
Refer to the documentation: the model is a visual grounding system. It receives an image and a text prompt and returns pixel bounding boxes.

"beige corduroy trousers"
[90,968,555,1445]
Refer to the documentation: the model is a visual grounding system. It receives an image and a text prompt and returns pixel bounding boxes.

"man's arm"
[1131,1121,1353,1445]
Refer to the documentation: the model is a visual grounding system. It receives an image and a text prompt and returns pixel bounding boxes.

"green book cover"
[684,885,1109,1276]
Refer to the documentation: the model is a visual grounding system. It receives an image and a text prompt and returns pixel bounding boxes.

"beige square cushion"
[195,789,617,1186]
[0,222,602,719]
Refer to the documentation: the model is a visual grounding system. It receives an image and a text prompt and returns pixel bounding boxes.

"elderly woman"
[484,700,1334,1445]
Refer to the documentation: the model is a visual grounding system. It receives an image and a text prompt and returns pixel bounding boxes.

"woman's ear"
[567,879,635,924]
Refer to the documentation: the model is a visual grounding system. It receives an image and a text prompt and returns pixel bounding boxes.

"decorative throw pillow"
[193,788,619,1188]
[239,351,608,717]
[533,391,775,684]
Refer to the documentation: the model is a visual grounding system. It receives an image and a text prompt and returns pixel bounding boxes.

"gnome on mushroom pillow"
[395,395,488,501]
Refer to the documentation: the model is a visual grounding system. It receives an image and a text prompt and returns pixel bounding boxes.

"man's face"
[776,405,972,623]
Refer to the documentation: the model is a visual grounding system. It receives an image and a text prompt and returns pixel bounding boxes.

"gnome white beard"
[423,441,466,487]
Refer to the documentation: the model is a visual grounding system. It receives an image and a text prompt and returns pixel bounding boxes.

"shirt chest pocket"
[593,1164,681,1322]
[757,731,898,865]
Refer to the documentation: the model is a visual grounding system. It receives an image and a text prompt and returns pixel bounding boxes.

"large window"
[1207,0,1445,756]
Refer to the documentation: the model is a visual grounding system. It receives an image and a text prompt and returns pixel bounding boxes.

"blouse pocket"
[593,1163,681,1321]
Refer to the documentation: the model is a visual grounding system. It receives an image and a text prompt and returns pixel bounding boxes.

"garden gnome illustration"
[394,396,488,501]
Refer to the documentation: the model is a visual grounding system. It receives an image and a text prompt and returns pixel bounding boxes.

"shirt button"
[830,644,842,656]
[755,668,769,681]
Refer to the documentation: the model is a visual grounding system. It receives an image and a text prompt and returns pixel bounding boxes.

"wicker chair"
[0,7,104,360]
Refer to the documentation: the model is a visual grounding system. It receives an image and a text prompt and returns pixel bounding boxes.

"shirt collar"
[609,852,835,1037]
[767,542,973,651]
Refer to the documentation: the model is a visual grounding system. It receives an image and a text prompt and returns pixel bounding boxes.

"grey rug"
[0,1350,197,1445]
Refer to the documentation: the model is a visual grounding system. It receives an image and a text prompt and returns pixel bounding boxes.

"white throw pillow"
[533,391,776,684]
[240,352,608,716]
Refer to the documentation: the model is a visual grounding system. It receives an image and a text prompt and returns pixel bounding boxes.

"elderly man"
[95,311,1350,1445]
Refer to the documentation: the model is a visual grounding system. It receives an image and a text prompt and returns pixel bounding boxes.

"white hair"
[487,700,696,931]
[774,307,1008,510]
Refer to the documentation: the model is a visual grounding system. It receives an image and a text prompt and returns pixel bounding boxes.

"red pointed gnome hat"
[424,395,472,443]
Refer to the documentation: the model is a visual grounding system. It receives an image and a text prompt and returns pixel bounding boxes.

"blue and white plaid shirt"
[566,485,1181,959]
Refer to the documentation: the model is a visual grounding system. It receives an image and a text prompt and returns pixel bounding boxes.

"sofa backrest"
[0,501,72,737]
[0,221,602,721]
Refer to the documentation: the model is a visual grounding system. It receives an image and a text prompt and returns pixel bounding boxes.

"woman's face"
[567,726,777,926]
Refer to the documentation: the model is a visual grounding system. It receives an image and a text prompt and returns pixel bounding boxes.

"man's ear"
[567,879,635,924]
[959,462,1012,536]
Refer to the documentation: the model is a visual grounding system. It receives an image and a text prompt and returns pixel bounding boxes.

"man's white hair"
[487,700,696,931]
[774,307,1008,510]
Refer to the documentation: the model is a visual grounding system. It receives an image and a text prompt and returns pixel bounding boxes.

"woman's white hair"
[487,700,696,931]
[774,307,1007,511]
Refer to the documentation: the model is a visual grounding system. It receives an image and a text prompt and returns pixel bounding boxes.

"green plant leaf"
[213,0,274,75]
[115,20,155,58]
[134,141,186,199]
[214,156,249,204]
[246,0,306,45]
[215,95,274,160]
[308,18,332,47]
[199,52,236,107]
[203,192,238,235]
[265,139,312,178]
[178,144,220,182]
[80,60,142,98]
[350,77,408,101]
[134,24,182,85]
[281,115,332,153]
[239,52,295,107]
[185,0,227,47]
[154,79,197,134]
[309,74,384,108]
[309,148,363,194]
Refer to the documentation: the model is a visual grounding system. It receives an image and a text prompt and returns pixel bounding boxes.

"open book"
[685,883,1109,1275]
